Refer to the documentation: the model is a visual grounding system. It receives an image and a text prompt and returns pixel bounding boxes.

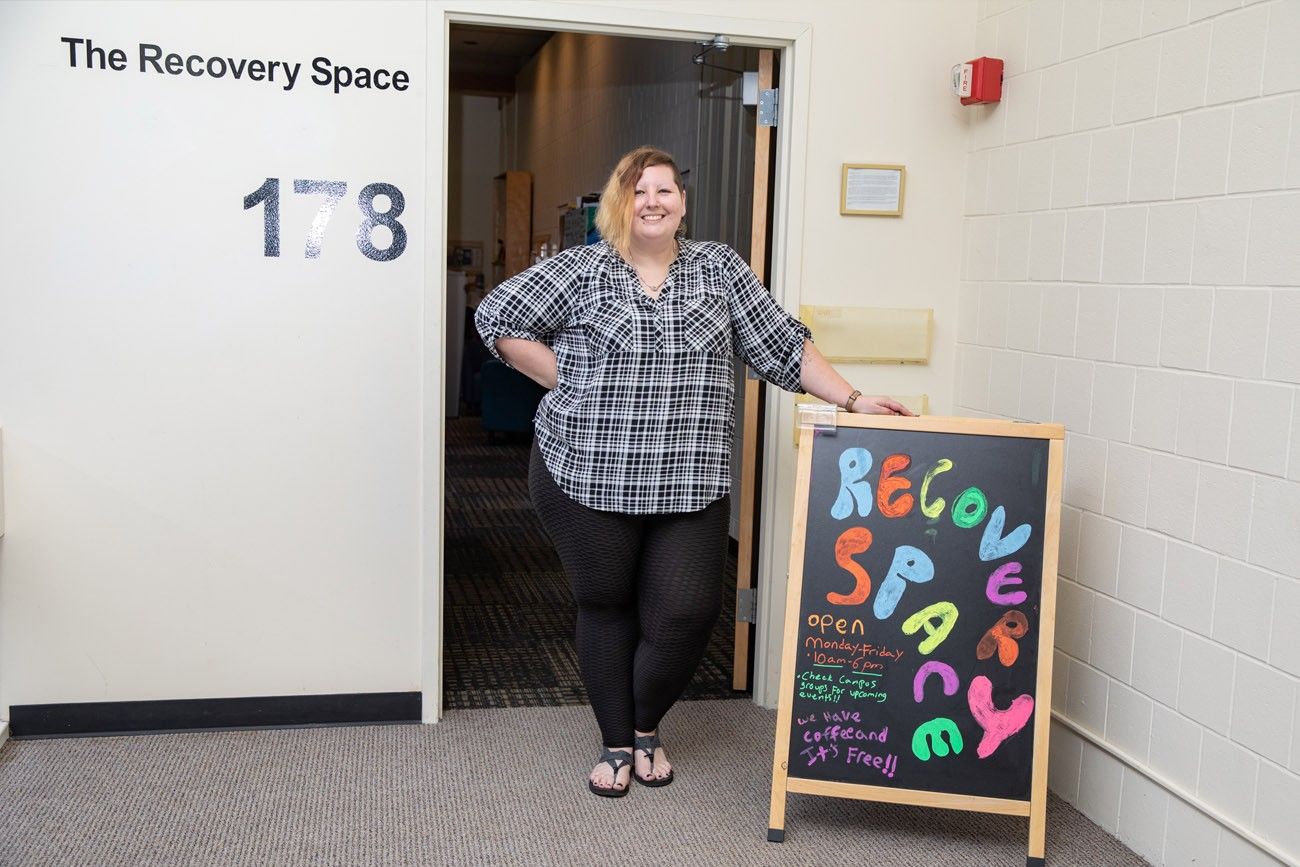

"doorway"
[443,24,760,713]
[424,3,814,723]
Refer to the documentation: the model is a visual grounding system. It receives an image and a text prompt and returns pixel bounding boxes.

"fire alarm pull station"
[952,57,1003,105]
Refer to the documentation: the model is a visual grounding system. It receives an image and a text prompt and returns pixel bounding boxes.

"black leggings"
[529,443,729,747]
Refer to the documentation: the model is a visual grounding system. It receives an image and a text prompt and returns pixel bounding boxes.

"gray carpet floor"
[0,700,1145,866]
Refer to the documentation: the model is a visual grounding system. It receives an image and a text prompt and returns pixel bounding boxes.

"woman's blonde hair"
[594,146,685,259]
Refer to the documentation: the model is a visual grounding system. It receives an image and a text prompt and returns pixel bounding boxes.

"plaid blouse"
[474,239,811,514]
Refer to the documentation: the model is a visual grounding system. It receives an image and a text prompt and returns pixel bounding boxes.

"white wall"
[0,0,976,722]
[792,5,971,418]
[0,0,427,707]
[955,1,1299,864]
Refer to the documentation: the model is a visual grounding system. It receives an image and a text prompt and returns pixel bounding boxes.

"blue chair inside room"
[479,358,547,439]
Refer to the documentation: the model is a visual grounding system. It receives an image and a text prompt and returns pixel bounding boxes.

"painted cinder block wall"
[956,0,1300,864]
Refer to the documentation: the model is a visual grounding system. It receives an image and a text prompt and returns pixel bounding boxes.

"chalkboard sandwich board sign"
[768,413,1064,867]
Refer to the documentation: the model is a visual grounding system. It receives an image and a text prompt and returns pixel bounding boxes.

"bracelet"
[844,389,862,413]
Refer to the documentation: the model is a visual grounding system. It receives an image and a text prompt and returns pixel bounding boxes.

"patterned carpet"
[442,416,742,710]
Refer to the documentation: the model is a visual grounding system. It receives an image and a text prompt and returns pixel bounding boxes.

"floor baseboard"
[9,692,421,739]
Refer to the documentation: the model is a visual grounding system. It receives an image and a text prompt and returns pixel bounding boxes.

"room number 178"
[243,177,407,261]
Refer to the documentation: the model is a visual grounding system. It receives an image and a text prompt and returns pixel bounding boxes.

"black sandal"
[634,733,674,787]
[588,748,632,798]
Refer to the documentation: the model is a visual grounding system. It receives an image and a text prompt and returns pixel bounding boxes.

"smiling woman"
[473,145,912,799]
[593,149,688,290]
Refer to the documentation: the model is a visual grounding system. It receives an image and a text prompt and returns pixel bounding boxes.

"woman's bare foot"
[634,730,673,783]
[590,747,632,794]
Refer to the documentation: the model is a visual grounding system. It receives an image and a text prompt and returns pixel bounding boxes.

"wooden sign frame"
[768,413,1065,867]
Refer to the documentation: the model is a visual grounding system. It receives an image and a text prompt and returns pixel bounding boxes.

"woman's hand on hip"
[496,337,559,390]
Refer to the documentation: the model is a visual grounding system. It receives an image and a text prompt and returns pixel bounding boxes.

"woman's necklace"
[632,242,676,297]
[639,273,668,295]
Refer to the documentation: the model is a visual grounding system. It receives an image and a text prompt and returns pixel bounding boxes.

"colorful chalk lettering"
[803,636,904,664]
[911,717,964,761]
[845,747,898,777]
[822,709,861,723]
[967,675,1034,758]
[801,722,889,747]
[985,561,1027,605]
[800,743,839,766]
[832,447,873,519]
[828,526,873,605]
[919,458,953,519]
[785,423,1054,805]
[977,610,1029,666]
[901,601,958,654]
[872,545,935,620]
[912,660,959,702]
[808,613,866,636]
[978,506,1032,561]
[877,453,915,518]
[797,669,848,704]
[951,486,988,528]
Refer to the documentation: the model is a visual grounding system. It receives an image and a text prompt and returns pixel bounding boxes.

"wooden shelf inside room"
[493,171,532,281]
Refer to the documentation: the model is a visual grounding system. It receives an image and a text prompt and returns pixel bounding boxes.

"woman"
[475,146,912,797]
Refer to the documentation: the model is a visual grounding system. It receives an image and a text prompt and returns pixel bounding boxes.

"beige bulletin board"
[800,305,932,364]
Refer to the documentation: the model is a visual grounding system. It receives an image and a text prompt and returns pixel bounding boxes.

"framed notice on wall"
[840,163,905,216]
[768,413,1064,867]
[448,241,483,273]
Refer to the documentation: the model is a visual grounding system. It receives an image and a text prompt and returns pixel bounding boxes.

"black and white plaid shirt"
[475,239,811,514]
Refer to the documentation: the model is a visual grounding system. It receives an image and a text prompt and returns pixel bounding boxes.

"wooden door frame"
[732,47,776,692]
[424,1,815,721]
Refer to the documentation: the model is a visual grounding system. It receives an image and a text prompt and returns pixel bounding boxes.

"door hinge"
[737,588,758,623]
[758,88,778,126]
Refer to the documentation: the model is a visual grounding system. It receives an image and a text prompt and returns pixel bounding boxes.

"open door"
[733,48,777,691]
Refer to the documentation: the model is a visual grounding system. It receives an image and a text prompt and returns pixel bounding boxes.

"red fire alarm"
[952,57,1003,105]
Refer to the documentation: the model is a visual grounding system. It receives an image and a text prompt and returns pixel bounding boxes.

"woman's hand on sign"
[853,395,914,416]
[798,341,915,417]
